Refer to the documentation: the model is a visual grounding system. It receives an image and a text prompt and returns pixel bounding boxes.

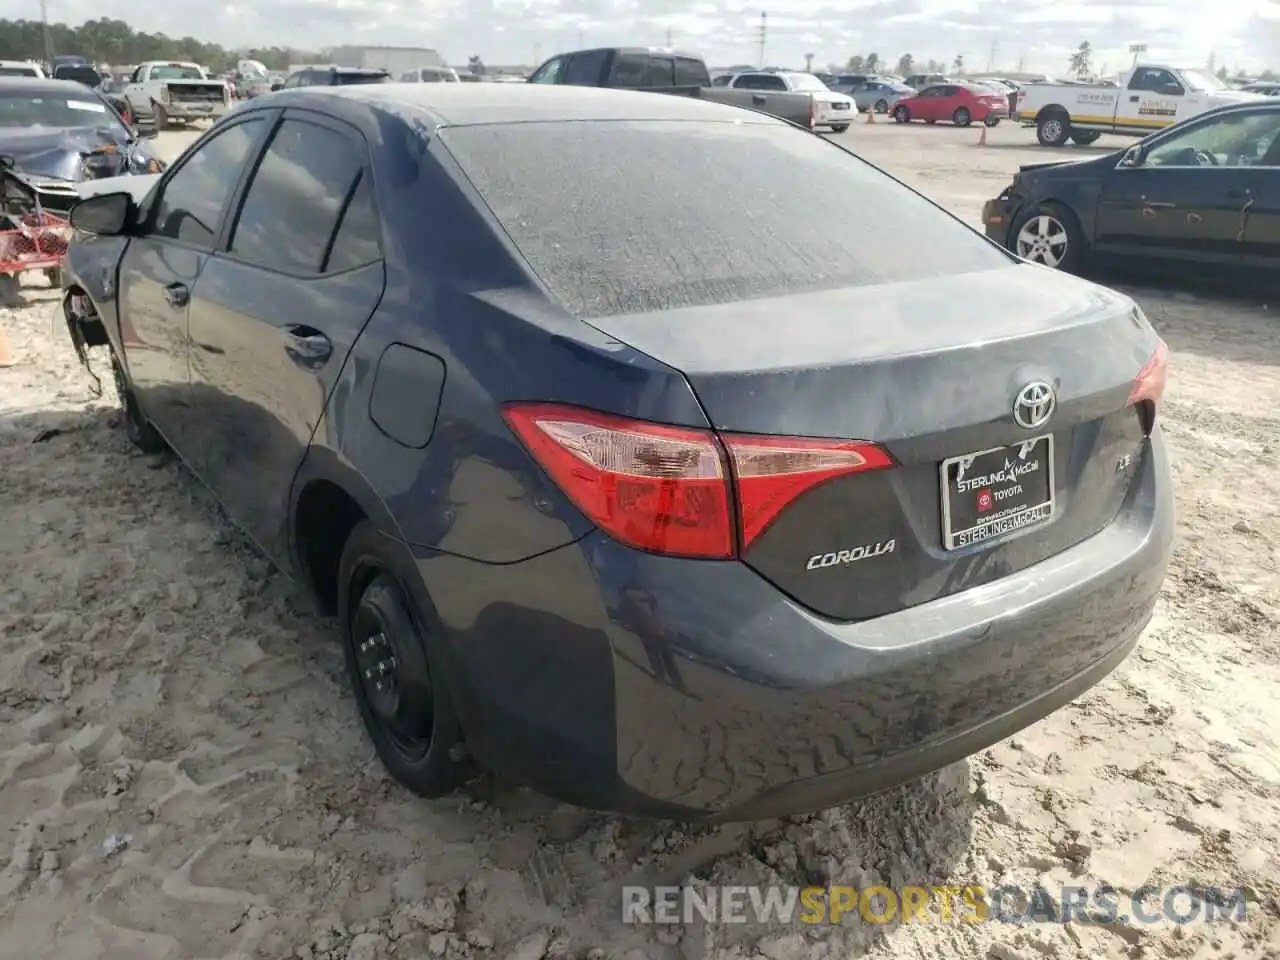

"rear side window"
[646,57,675,86]
[564,50,609,85]
[325,174,382,272]
[610,53,649,87]
[674,58,710,86]
[441,121,1009,318]
[229,119,369,274]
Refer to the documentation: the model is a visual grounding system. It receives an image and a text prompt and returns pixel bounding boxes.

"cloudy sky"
[26,0,1280,73]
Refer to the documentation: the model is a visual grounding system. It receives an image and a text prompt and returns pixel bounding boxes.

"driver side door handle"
[751,94,767,105]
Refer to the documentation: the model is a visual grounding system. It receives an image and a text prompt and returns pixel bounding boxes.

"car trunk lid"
[587,264,1163,621]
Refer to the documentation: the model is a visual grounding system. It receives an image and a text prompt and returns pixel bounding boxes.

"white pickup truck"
[1014,63,1265,147]
[123,61,230,129]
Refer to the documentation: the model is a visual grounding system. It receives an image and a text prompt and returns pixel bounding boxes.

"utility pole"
[577,30,584,48]
[665,27,673,47]
[39,0,54,69]
[986,39,998,73]
[757,11,767,68]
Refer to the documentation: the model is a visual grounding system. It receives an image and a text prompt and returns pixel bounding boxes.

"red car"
[892,83,1008,127]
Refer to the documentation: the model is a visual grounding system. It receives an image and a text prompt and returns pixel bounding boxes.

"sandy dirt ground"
[0,120,1278,960]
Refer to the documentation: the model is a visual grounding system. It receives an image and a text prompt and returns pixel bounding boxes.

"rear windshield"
[336,72,389,85]
[440,120,1009,318]
[150,65,205,80]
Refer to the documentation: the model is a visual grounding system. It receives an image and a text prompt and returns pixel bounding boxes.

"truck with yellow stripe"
[1013,64,1264,147]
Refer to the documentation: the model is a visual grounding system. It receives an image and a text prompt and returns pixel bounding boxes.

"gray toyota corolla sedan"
[63,84,1172,822]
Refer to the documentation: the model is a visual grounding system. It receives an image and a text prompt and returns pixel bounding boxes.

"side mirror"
[270,82,283,91]
[1119,144,1146,168]
[70,192,135,236]
[133,120,159,140]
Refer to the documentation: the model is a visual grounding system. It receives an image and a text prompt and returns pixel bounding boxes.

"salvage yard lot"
[0,119,1277,960]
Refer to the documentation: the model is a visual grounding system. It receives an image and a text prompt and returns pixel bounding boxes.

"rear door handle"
[163,282,189,308]
[282,324,332,365]
[752,94,767,105]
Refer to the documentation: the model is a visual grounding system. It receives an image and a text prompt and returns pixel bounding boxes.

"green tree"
[865,52,880,72]
[895,53,914,77]
[1068,41,1092,79]
[926,58,945,73]
[0,16,321,72]
[846,54,865,71]
[952,54,964,73]
[467,54,486,75]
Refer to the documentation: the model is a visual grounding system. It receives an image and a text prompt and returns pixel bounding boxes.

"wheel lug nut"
[365,669,372,679]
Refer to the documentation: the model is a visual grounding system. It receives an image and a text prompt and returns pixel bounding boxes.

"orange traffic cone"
[866,106,875,124]
[0,323,14,368]
[976,124,988,147]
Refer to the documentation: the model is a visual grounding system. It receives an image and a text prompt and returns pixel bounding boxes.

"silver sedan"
[850,80,916,114]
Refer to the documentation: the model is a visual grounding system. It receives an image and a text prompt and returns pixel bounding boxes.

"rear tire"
[830,124,849,133]
[875,99,889,113]
[110,349,165,454]
[1036,112,1071,146]
[952,107,971,127]
[894,105,910,123]
[1070,130,1101,145]
[338,520,463,799]
[152,103,168,131]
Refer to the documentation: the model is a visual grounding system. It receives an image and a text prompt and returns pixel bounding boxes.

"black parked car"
[63,84,1171,822]
[982,100,1280,281]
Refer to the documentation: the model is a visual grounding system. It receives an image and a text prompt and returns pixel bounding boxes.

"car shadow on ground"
[0,398,981,954]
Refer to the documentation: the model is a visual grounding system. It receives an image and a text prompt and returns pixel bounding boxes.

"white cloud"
[23,0,1277,73]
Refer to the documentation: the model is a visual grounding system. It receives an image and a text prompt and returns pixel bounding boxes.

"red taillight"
[503,403,895,559]
[722,434,893,548]
[1128,341,1168,406]
[503,403,734,558]
[1127,341,1168,434]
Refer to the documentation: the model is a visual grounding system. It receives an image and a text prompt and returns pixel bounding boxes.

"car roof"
[0,76,98,96]
[295,82,785,128]
[559,46,705,59]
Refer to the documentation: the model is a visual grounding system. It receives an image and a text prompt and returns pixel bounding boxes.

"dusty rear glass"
[440,120,1011,318]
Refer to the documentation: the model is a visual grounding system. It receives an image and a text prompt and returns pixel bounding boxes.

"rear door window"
[646,57,675,86]
[674,58,710,86]
[564,50,609,85]
[610,53,649,88]
[228,118,368,275]
[440,120,1009,318]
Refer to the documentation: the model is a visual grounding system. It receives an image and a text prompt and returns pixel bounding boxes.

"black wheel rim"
[351,578,434,760]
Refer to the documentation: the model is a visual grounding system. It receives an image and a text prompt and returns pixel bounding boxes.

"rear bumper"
[164,101,227,119]
[419,430,1173,820]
